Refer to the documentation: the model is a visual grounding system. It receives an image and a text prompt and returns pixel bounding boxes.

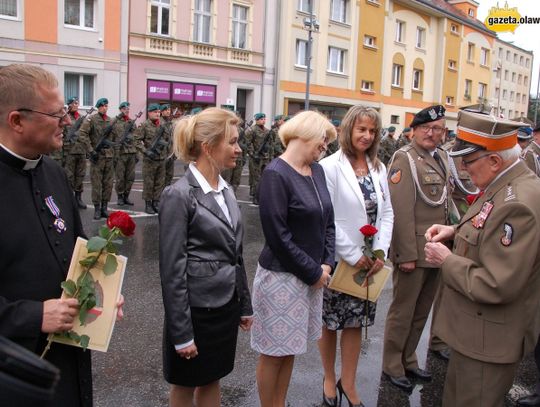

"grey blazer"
[159,168,253,345]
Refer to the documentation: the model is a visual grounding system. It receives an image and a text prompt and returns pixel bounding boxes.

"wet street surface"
[75,162,538,406]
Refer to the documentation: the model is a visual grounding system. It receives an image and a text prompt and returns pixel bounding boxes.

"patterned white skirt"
[250,264,323,356]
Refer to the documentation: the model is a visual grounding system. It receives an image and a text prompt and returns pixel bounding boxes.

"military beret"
[119,101,130,109]
[95,98,109,108]
[331,119,341,127]
[190,107,202,115]
[254,113,266,120]
[147,103,161,112]
[160,104,170,111]
[517,127,533,141]
[410,105,446,128]
[450,110,524,157]
[274,114,284,121]
[402,127,412,133]
[67,96,79,105]
[387,126,396,132]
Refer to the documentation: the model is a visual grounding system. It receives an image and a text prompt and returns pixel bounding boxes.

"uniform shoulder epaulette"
[401,144,413,152]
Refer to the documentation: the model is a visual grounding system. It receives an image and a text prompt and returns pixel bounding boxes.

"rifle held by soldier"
[117,111,143,147]
[89,122,116,164]
[144,126,167,161]
[66,107,95,143]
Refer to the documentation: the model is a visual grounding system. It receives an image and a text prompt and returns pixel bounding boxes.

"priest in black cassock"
[0,64,93,406]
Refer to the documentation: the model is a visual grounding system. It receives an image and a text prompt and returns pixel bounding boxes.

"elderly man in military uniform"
[424,111,540,407]
[382,105,451,392]
[112,101,141,206]
[140,103,168,214]
[63,96,93,210]
[160,104,176,187]
[244,112,271,205]
[79,97,115,220]
[378,125,397,165]
[395,127,413,150]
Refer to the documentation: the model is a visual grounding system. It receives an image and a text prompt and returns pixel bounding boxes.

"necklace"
[354,167,368,177]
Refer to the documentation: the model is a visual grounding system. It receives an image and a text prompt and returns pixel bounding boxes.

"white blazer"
[319,149,394,266]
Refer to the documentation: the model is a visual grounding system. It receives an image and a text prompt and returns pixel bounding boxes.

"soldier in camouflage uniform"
[270,114,285,159]
[222,120,246,193]
[79,97,116,220]
[245,112,272,205]
[112,101,141,206]
[325,119,341,157]
[377,125,397,165]
[160,104,176,187]
[63,96,93,209]
[140,103,169,214]
[395,127,413,150]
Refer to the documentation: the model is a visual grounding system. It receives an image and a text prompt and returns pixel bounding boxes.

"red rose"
[107,211,136,236]
[359,224,378,237]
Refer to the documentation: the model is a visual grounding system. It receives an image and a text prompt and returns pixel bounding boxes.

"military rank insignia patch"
[390,169,402,184]
[501,223,513,246]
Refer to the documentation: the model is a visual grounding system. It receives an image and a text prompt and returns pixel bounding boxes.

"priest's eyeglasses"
[16,108,69,125]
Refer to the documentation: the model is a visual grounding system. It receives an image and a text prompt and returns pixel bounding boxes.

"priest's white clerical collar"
[0,143,42,170]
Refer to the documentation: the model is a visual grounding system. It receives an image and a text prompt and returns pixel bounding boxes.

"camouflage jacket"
[112,114,140,155]
[269,126,283,158]
[245,124,272,161]
[62,111,93,155]
[395,134,411,150]
[139,119,170,161]
[378,135,397,165]
[79,113,115,158]
[161,117,175,157]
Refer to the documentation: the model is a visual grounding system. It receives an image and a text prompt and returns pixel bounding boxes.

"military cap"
[274,114,284,121]
[160,103,170,111]
[254,113,266,120]
[67,96,79,105]
[95,97,109,108]
[331,119,341,127]
[410,105,446,128]
[147,103,161,112]
[517,127,533,141]
[402,127,412,133]
[450,110,525,157]
[447,130,456,138]
[387,126,396,132]
[119,101,130,109]
[190,107,202,115]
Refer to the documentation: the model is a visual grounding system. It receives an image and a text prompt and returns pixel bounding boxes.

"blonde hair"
[173,107,240,162]
[339,105,382,170]
[0,64,58,125]
[279,110,336,147]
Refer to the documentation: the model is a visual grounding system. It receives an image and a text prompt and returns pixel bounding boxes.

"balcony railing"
[149,37,174,53]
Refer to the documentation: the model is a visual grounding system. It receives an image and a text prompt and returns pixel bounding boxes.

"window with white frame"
[513,53,518,63]
[468,8,474,17]
[504,70,508,80]
[415,27,425,48]
[450,23,458,34]
[392,64,403,87]
[295,39,308,67]
[361,80,374,92]
[526,58,530,68]
[395,20,405,43]
[327,47,345,74]
[194,0,212,43]
[480,48,488,66]
[478,82,487,99]
[502,89,507,100]
[64,0,95,29]
[520,56,524,65]
[445,96,454,105]
[506,50,511,61]
[363,35,376,48]
[467,43,475,62]
[390,115,400,124]
[231,4,248,49]
[330,0,347,23]
[498,47,503,58]
[412,69,422,90]
[464,79,472,98]
[518,74,522,85]
[0,0,17,18]
[150,0,170,35]
[448,59,457,70]
[512,72,516,82]
[517,93,521,103]
[525,76,529,86]
[298,0,312,13]
[64,73,94,107]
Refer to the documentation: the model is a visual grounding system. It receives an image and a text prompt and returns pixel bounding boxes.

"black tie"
[433,151,446,176]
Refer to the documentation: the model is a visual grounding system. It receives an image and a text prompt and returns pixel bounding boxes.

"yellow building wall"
[442,19,461,111]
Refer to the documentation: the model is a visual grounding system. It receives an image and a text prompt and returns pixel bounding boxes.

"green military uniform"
[48,146,64,166]
[63,108,93,209]
[221,124,246,193]
[112,107,141,206]
[245,114,271,204]
[161,110,176,187]
[395,127,413,150]
[378,130,397,165]
[140,105,169,214]
[270,115,285,159]
[79,98,116,219]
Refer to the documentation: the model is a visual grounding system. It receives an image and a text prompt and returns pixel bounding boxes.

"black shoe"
[383,373,413,392]
[517,394,540,406]
[336,379,364,407]
[100,201,109,218]
[93,205,101,220]
[75,192,87,209]
[431,348,451,361]
[123,194,134,206]
[145,201,156,215]
[152,200,159,213]
[322,378,337,407]
[405,367,432,382]
[117,194,125,206]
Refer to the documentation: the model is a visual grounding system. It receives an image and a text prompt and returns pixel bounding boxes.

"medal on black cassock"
[44,196,67,233]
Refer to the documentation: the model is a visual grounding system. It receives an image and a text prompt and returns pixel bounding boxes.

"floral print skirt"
[322,287,376,331]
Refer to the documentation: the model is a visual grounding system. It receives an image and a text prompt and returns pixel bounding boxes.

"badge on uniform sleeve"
[471,201,494,229]
[390,169,402,184]
[501,223,513,246]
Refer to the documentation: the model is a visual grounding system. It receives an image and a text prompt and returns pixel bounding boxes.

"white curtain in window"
[65,0,80,25]
[0,0,17,17]
[84,0,94,28]
[83,75,94,106]
[64,74,80,102]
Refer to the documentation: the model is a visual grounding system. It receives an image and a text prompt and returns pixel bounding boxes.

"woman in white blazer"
[318,106,394,407]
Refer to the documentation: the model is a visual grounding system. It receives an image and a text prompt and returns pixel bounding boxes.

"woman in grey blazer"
[159,108,253,407]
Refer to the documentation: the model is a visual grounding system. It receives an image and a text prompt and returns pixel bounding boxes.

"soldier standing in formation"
[140,103,168,215]
[520,125,540,177]
[160,104,176,187]
[63,96,93,210]
[395,127,413,150]
[245,112,271,205]
[79,97,115,220]
[378,126,397,165]
[221,116,246,193]
[113,101,140,206]
[270,114,285,159]
[382,105,451,392]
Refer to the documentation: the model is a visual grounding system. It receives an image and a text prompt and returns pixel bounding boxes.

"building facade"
[0,0,128,113]
[128,0,265,121]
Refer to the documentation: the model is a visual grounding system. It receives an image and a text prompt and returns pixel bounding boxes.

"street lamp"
[303,3,319,111]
